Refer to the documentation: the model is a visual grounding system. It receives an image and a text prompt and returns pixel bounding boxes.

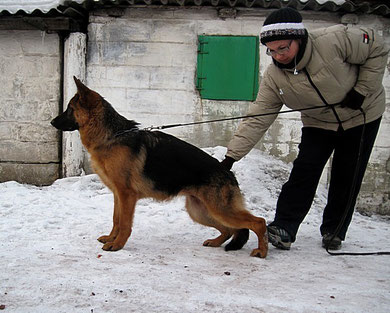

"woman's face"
[266,39,300,64]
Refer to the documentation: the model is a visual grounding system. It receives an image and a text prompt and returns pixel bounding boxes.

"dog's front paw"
[97,235,114,244]
[250,248,267,258]
[102,242,124,251]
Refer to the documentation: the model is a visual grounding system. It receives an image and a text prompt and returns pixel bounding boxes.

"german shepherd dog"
[51,77,268,258]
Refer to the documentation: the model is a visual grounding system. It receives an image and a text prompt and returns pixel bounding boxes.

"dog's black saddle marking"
[141,131,237,195]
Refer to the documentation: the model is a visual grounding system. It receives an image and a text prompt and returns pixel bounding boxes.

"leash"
[142,104,330,131]
[114,104,330,137]
[325,108,390,256]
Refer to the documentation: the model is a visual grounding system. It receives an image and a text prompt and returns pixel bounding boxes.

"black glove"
[220,156,236,170]
[340,88,365,110]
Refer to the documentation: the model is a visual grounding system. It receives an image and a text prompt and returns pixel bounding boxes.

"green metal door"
[196,35,259,101]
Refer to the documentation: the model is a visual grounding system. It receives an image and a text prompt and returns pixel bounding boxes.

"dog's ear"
[72,76,101,109]
[73,76,90,98]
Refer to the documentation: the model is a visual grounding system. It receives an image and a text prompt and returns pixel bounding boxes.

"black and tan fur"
[51,77,268,258]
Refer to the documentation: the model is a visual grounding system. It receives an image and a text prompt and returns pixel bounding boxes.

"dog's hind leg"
[201,187,268,258]
[98,193,120,244]
[216,210,268,258]
[102,189,137,251]
[185,195,233,247]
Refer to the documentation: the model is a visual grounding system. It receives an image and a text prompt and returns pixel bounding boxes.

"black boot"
[268,225,292,250]
[322,233,342,250]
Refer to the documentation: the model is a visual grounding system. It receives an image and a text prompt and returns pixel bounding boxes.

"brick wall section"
[0,30,61,185]
[86,8,390,214]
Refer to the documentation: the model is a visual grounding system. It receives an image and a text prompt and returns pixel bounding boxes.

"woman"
[221,8,389,250]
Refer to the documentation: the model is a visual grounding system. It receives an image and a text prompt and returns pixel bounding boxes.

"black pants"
[270,117,381,242]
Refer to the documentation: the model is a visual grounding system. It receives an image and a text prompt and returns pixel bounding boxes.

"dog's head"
[51,77,100,131]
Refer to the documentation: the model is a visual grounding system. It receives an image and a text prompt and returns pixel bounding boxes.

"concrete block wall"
[0,30,61,185]
[86,7,390,214]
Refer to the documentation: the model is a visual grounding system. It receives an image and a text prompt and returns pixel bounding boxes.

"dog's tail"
[225,229,249,251]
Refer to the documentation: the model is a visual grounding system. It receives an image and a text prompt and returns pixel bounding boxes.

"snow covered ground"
[1,147,389,313]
